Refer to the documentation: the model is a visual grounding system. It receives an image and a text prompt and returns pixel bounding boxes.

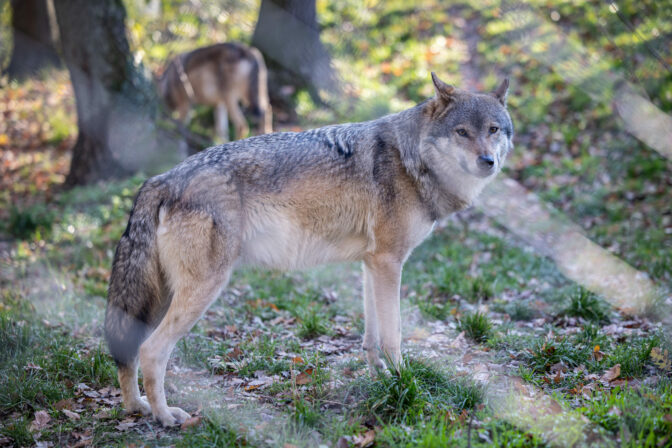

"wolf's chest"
[239,209,370,270]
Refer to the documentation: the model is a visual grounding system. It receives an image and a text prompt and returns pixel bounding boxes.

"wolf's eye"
[456,129,468,137]
[489,126,499,134]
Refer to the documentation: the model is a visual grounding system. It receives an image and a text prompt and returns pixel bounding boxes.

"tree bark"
[4,0,61,79]
[52,0,165,186]
[251,0,338,117]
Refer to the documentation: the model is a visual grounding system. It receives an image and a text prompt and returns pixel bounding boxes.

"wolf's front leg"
[362,263,383,372]
[364,254,403,370]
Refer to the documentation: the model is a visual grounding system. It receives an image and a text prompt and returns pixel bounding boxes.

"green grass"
[562,288,611,323]
[606,335,659,378]
[6,204,55,240]
[296,306,331,339]
[177,413,247,448]
[577,379,672,445]
[518,329,662,394]
[457,312,492,343]
[357,357,484,425]
[0,313,117,415]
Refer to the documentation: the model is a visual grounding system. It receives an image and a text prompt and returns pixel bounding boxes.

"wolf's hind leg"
[139,277,228,426]
[118,358,151,415]
[140,209,235,426]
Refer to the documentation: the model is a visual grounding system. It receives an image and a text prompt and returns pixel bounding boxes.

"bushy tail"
[105,180,169,367]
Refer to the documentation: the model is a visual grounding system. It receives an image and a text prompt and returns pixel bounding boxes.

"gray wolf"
[157,42,272,142]
[105,73,513,426]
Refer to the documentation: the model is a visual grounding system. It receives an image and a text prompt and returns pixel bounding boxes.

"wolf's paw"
[154,406,191,427]
[366,353,386,375]
[169,406,191,424]
[126,396,152,416]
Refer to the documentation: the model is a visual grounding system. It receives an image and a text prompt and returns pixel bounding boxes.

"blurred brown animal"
[158,42,272,142]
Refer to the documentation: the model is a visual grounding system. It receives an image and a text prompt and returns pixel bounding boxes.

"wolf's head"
[420,73,513,183]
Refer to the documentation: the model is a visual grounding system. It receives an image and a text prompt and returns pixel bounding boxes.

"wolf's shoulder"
[203,120,375,159]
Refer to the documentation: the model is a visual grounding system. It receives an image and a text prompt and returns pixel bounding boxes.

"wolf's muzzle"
[477,154,496,175]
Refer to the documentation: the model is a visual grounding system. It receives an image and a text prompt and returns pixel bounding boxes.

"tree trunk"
[53,0,166,187]
[4,0,61,79]
[251,0,338,118]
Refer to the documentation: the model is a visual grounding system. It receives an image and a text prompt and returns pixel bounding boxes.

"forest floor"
[2,0,672,447]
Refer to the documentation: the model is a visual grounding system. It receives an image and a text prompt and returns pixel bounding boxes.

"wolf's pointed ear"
[431,72,456,104]
[493,78,509,106]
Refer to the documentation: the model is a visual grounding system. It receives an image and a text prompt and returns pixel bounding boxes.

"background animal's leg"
[176,104,193,157]
[176,102,192,124]
[365,254,403,369]
[224,95,249,140]
[215,102,229,142]
[362,262,384,371]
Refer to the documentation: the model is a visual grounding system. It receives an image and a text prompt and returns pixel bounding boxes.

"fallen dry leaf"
[70,438,93,448]
[180,416,202,431]
[62,409,81,421]
[24,362,42,371]
[651,347,671,372]
[115,418,138,431]
[244,377,274,391]
[54,398,75,410]
[30,410,51,432]
[227,346,243,360]
[296,368,314,385]
[353,429,376,448]
[601,364,621,382]
[550,362,565,373]
[552,369,563,384]
[449,331,468,349]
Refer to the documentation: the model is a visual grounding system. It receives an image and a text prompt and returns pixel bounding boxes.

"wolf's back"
[105,179,169,367]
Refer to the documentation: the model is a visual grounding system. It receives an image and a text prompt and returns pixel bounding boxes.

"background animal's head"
[422,73,514,180]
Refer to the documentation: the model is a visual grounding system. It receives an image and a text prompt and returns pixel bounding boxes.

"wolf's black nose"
[477,155,495,171]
